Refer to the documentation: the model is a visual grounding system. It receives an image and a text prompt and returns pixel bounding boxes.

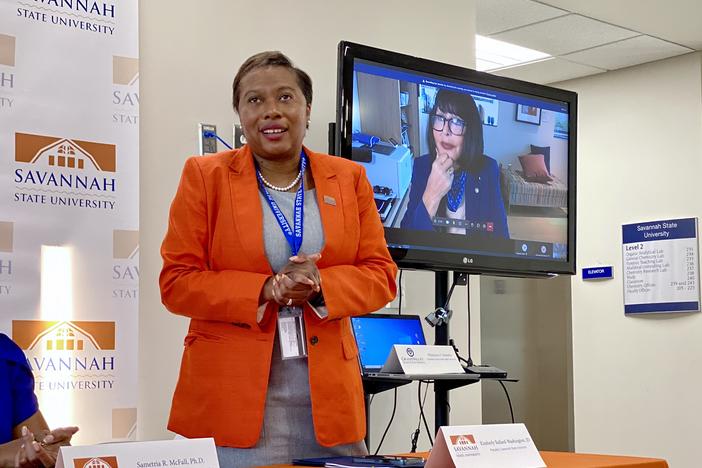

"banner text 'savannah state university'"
[0,0,139,444]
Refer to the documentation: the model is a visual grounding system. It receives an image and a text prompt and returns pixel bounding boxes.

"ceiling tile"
[477,0,568,35]
[491,57,605,84]
[537,0,702,49]
[562,35,693,70]
[492,14,639,56]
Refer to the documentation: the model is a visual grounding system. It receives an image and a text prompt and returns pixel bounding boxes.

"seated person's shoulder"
[0,333,27,365]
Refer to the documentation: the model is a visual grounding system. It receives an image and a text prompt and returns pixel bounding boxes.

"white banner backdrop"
[0,0,138,444]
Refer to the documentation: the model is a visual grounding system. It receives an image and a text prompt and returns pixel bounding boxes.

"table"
[255,451,669,467]
[540,451,668,467]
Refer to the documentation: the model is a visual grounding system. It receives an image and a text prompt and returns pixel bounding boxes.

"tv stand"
[362,271,516,450]
[434,270,450,433]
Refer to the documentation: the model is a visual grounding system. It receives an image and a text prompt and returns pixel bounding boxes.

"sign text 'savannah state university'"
[0,0,139,445]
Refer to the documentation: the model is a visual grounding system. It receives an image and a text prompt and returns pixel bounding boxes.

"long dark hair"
[426,89,484,170]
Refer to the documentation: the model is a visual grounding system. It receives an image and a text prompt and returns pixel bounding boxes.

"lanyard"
[256,151,307,256]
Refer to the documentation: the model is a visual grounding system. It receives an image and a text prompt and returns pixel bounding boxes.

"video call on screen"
[350,59,570,262]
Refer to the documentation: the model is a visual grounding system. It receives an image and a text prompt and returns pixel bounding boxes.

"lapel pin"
[323,195,337,206]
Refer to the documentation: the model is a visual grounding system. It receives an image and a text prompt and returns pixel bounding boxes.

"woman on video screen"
[401,89,509,238]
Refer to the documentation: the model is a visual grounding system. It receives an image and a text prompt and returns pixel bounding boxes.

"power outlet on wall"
[198,123,217,155]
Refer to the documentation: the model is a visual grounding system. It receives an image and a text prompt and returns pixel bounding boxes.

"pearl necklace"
[257,169,303,192]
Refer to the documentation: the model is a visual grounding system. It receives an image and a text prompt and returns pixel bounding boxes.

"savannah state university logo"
[0,33,15,109]
[450,434,476,445]
[73,456,118,468]
[13,132,118,211]
[13,320,117,391]
[0,222,12,297]
[17,1,116,36]
[112,56,138,125]
[112,230,138,300]
[450,434,479,455]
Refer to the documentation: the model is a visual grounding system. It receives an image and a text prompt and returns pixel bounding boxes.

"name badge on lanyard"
[277,306,307,360]
[257,151,308,359]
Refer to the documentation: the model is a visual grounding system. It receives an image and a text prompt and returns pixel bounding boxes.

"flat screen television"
[335,41,577,276]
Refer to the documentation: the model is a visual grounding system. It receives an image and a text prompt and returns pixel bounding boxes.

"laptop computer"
[350,314,479,381]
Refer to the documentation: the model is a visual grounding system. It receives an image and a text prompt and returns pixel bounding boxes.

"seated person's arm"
[0,410,47,468]
[1,334,78,468]
[0,411,78,468]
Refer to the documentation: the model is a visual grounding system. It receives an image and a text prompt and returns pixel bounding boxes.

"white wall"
[480,275,573,451]
[138,0,480,454]
[562,52,702,467]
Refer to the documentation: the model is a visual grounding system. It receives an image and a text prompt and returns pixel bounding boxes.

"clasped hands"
[263,252,322,307]
[14,425,79,468]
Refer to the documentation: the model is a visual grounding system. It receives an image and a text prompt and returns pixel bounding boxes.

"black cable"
[410,381,431,451]
[372,269,404,456]
[449,338,470,366]
[410,384,421,452]
[465,278,473,367]
[373,388,397,455]
[418,381,433,446]
[498,380,515,424]
[398,269,403,315]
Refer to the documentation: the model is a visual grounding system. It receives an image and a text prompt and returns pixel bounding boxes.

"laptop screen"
[351,314,426,371]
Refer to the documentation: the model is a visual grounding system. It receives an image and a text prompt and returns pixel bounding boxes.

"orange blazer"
[160,145,398,448]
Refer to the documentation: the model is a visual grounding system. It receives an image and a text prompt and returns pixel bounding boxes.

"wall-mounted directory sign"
[622,218,700,314]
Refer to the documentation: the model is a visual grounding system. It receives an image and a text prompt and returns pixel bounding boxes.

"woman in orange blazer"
[160,52,397,466]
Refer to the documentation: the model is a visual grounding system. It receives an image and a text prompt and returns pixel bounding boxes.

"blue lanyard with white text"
[257,151,307,256]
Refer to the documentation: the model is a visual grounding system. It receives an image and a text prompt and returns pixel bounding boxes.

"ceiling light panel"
[476,35,551,71]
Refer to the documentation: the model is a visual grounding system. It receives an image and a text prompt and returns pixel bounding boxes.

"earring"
[306,120,310,129]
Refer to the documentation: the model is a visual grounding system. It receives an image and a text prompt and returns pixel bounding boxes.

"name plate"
[425,424,545,468]
[381,344,464,375]
[56,438,219,468]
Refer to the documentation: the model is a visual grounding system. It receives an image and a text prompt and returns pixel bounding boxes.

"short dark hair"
[231,51,313,112]
[426,89,484,170]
